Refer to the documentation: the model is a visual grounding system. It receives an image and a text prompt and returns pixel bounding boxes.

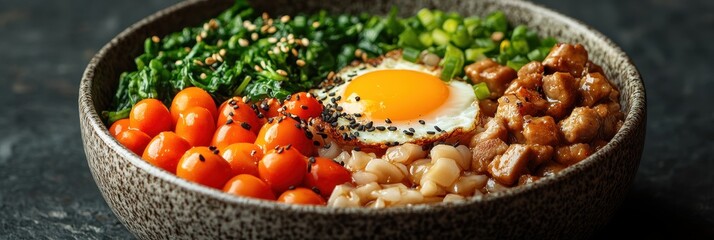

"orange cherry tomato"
[170,87,218,124]
[258,147,307,193]
[116,129,152,155]
[302,157,352,198]
[217,97,262,134]
[221,143,263,177]
[211,121,258,150]
[176,146,233,189]
[109,118,131,137]
[277,188,326,205]
[129,98,173,137]
[257,98,283,122]
[254,116,315,156]
[223,174,276,200]
[176,107,216,146]
[283,92,323,120]
[142,132,192,174]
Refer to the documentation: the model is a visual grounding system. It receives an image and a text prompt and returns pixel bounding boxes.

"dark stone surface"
[0,0,711,239]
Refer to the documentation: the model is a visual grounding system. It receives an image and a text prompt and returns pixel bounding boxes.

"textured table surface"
[1,0,712,239]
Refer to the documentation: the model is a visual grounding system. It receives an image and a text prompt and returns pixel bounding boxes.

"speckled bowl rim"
[80,0,645,215]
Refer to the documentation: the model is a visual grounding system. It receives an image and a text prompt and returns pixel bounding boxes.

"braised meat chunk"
[559,106,602,144]
[579,72,614,107]
[465,59,518,99]
[488,144,532,186]
[542,43,589,77]
[543,72,578,119]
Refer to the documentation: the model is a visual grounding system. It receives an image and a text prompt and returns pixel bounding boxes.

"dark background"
[1,0,712,238]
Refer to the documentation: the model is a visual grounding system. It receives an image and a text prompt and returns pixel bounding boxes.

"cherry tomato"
[176,107,216,146]
[211,121,257,150]
[223,174,276,200]
[221,143,263,177]
[257,98,282,122]
[116,129,152,155]
[302,157,352,198]
[217,97,262,134]
[176,147,233,189]
[109,118,130,137]
[258,147,307,193]
[254,116,314,156]
[129,98,173,137]
[142,132,192,174]
[283,92,323,120]
[170,87,218,124]
[277,188,326,205]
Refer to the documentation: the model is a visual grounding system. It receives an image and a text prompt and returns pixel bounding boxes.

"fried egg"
[313,51,480,149]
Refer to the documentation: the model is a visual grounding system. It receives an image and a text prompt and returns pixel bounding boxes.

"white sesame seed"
[296,59,306,67]
[280,15,290,23]
[276,69,288,76]
[151,36,160,43]
[200,73,207,79]
[238,38,249,47]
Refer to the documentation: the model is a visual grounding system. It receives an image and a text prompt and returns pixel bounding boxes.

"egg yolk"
[342,69,449,121]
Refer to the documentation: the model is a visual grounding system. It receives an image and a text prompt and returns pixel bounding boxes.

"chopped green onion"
[451,25,471,48]
[442,18,460,33]
[402,47,421,63]
[440,44,464,81]
[431,28,450,46]
[473,82,490,100]
[419,32,433,47]
[398,28,425,49]
[417,9,437,30]
[485,11,508,33]
[506,56,529,70]
[465,48,488,62]
[511,25,528,41]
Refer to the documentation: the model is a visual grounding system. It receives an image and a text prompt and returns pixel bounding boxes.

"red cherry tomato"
[217,97,262,135]
[109,118,131,137]
[170,87,218,124]
[116,129,152,155]
[221,143,263,177]
[176,107,216,146]
[257,98,283,122]
[302,157,352,198]
[142,132,192,174]
[223,174,276,200]
[176,147,233,189]
[258,147,307,193]
[254,116,315,156]
[283,92,323,120]
[277,188,326,205]
[211,121,257,150]
[129,98,173,137]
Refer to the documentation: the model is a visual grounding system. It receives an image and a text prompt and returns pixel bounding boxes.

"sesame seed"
[301,105,308,110]
[204,57,216,65]
[353,147,361,151]
[285,144,292,150]
[312,21,320,28]
[427,131,436,135]
[385,118,392,124]
[311,186,321,194]
[251,32,259,41]
[199,73,207,79]
[403,130,414,136]
[198,154,205,162]
[240,122,251,130]
[409,127,415,132]
[376,126,386,131]
[288,185,296,190]
[354,49,363,57]
[276,147,284,154]
[151,36,160,43]
[355,96,361,101]
[419,120,425,125]
[219,49,227,56]
[280,15,290,23]
[254,65,263,72]
[434,126,443,132]
[267,26,276,33]
[276,69,288,76]
[313,140,320,146]
[301,38,310,46]
[193,59,204,66]
[388,126,397,131]
[213,149,220,155]
[296,59,306,67]
[225,119,233,125]
[268,37,277,43]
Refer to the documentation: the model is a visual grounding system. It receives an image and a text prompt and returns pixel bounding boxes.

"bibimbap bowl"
[79,0,646,239]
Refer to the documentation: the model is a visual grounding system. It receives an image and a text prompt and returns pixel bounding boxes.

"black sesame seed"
[308,157,316,163]
[313,140,320,146]
[387,126,397,131]
[376,126,386,131]
[288,185,296,190]
[323,143,331,149]
[305,131,313,139]
[354,132,360,137]
[274,145,280,150]
[240,122,251,130]
[198,154,205,162]
[418,120,425,125]
[213,149,220,155]
[257,113,264,118]
[336,106,343,111]
[208,146,217,151]
[354,113,362,117]
[311,186,321,195]
[367,127,376,132]
[331,122,338,127]
[277,117,284,123]
[339,126,345,131]
[403,130,414,136]
[353,147,361,151]
[250,150,257,156]
[232,105,239,109]
[342,133,349,140]
[301,105,308,110]
[228,112,234,117]
[261,102,270,111]
[285,144,292,150]
[385,118,392,124]
[267,118,274,124]
[365,121,373,129]
[229,99,237,105]
[355,96,361,101]
[427,131,436,135]
[277,147,284,154]
[434,126,443,132]
[409,127,415,133]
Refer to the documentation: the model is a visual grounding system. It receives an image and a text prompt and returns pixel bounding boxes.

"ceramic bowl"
[79,0,646,239]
